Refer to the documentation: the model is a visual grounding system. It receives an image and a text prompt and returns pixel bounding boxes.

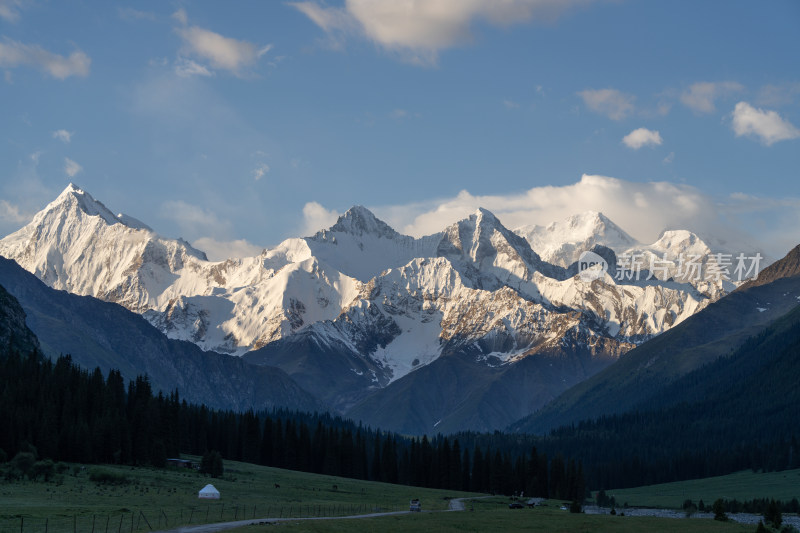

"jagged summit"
[515,210,637,268]
[45,183,120,226]
[0,185,743,432]
[474,206,499,220]
[326,205,400,239]
[44,183,159,233]
[652,229,703,248]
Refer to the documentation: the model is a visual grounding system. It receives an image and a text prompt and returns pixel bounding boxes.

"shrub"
[10,452,36,479]
[89,468,130,485]
[713,498,728,522]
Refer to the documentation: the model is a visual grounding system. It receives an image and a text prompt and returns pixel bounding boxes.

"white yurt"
[198,484,220,499]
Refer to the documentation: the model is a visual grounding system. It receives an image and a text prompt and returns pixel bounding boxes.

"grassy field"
[0,458,478,533]
[230,497,753,533]
[2,461,788,533]
[606,468,800,509]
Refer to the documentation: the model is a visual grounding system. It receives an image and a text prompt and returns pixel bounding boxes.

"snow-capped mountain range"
[0,184,752,420]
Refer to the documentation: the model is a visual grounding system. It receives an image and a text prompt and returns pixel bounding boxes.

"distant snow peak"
[326,205,399,239]
[0,185,734,380]
[48,182,119,226]
[515,211,637,268]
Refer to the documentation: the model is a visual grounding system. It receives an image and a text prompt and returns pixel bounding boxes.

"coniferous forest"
[0,350,583,500]
[2,303,800,497]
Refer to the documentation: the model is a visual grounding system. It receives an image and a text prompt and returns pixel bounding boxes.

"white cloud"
[338,175,770,256]
[257,44,274,58]
[0,199,30,226]
[756,82,800,107]
[503,100,520,109]
[118,7,156,22]
[253,163,270,180]
[52,129,73,143]
[63,157,82,177]
[292,0,595,65]
[622,128,663,150]
[172,8,188,26]
[731,101,800,145]
[175,24,269,76]
[0,38,90,79]
[0,0,22,22]
[680,81,743,113]
[29,150,43,164]
[161,200,233,242]
[577,89,635,120]
[301,201,339,236]
[662,151,674,164]
[174,58,213,78]
[192,237,263,261]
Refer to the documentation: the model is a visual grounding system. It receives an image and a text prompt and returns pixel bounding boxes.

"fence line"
[0,501,403,532]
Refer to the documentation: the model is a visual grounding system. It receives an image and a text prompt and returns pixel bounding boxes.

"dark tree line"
[6,309,798,498]
[533,316,800,491]
[0,349,583,498]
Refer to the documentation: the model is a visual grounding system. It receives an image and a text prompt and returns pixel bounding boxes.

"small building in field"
[198,484,220,499]
[167,458,196,469]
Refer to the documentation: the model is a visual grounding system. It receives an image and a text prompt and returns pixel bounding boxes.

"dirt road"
[155,498,478,533]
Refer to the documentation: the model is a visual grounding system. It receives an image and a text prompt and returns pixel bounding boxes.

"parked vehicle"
[410,499,422,512]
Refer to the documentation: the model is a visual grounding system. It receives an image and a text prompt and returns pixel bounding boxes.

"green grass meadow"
[0,458,476,532]
[231,498,753,533]
[606,468,800,509]
[3,460,787,533]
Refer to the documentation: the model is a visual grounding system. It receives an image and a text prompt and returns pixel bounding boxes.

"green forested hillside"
[532,303,800,489]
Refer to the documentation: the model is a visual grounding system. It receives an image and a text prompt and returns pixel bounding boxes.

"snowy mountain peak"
[638,230,713,264]
[46,183,160,234]
[46,183,119,226]
[474,206,498,221]
[1,185,737,392]
[326,205,400,239]
[515,210,637,267]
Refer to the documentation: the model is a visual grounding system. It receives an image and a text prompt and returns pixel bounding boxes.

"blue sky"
[1,0,799,260]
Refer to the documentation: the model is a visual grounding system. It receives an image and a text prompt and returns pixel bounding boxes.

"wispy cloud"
[307,174,798,258]
[64,157,82,177]
[253,163,270,181]
[622,127,663,149]
[301,201,339,236]
[172,8,188,26]
[117,7,157,22]
[680,81,743,114]
[52,129,73,143]
[291,0,596,66]
[173,11,272,77]
[0,0,22,22]
[577,88,635,120]
[0,38,90,79]
[756,82,800,107]
[174,58,213,78]
[0,199,30,226]
[192,237,263,261]
[160,200,233,242]
[731,101,800,145]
